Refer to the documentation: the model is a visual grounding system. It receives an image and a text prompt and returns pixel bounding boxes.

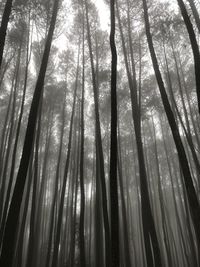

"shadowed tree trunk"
[109,0,119,266]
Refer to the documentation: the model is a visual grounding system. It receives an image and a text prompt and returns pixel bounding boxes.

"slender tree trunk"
[116,1,162,265]
[169,38,200,175]
[45,94,66,267]
[14,152,34,267]
[84,1,111,265]
[177,0,200,114]
[0,43,22,223]
[26,101,44,267]
[95,139,104,267]
[150,116,172,267]
[0,22,30,246]
[0,51,15,89]
[0,0,60,265]
[0,0,13,68]
[118,124,132,267]
[110,0,119,266]
[79,15,86,267]
[69,107,81,266]
[51,48,79,267]
[187,0,200,34]
[142,0,200,260]
[177,51,200,150]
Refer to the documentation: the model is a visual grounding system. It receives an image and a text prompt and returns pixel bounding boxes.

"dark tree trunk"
[0,23,30,246]
[26,101,44,267]
[177,0,200,114]
[0,0,60,265]
[142,0,200,260]
[0,0,13,68]
[187,0,200,34]
[0,45,21,224]
[109,0,119,266]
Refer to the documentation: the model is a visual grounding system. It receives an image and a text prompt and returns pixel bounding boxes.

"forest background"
[0,0,200,266]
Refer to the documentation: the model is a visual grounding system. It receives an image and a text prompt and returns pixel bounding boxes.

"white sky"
[93,0,110,31]
[55,0,179,51]
[54,0,110,51]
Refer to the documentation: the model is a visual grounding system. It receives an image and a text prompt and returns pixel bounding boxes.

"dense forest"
[0,0,200,266]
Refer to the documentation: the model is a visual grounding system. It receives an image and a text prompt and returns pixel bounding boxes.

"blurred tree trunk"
[79,15,86,266]
[32,110,53,266]
[14,152,34,267]
[69,105,81,266]
[45,95,66,267]
[85,1,111,265]
[150,116,172,267]
[0,84,13,172]
[51,47,79,267]
[116,1,162,266]
[118,124,132,267]
[0,51,15,89]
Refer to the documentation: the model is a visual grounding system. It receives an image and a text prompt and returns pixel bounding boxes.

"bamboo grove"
[0,0,200,266]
